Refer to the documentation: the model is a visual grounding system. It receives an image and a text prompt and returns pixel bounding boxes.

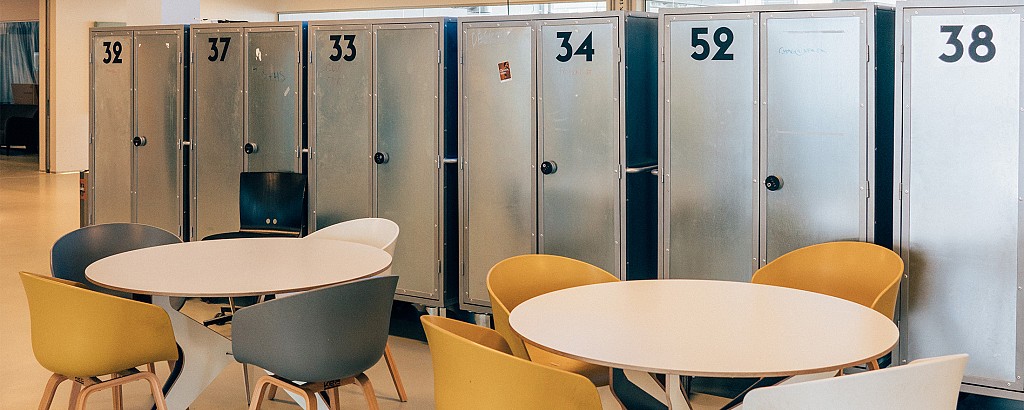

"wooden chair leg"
[266,385,278,401]
[67,382,81,410]
[140,372,169,410]
[330,388,342,410]
[75,372,159,410]
[354,373,380,410]
[382,343,408,402]
[248,376,271,410]
[37,373,67,410]
[111,374,123,410]
[866,359,880,370]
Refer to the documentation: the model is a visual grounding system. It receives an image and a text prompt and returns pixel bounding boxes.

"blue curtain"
[0,22,39,104]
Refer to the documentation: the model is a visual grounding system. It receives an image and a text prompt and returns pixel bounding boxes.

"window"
[279,2,607,21]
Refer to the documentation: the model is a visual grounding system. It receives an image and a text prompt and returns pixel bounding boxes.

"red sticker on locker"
[498,61,512,82]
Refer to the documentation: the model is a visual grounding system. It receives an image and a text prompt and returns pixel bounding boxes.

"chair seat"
[202,230,300,241]
[526,344,609,386]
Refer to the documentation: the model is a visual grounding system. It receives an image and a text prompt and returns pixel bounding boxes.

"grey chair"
[233,275,399,410]
[51,222,185,310]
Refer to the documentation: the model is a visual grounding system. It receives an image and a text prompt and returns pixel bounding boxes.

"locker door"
[192,28,244,240]
[244,27,301,173]
[460,22,536,307]
[664,14,758,281]
[903,7,1022,390]
[134,30,182,236]
[91,31,133,225]
[761,11,867,262]
[309,25,373,230]
[538,18,621,276]
[374,23,441,299]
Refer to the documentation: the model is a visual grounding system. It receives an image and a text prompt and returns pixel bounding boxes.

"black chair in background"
[202,171,308,240]
[202,171,307,326]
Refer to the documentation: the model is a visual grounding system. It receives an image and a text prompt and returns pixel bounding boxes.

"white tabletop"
[85,238,392,297]
[510,279,899,378]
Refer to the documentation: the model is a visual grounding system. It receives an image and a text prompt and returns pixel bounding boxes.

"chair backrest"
[51,223,181,299]
[307,218,399,256]
[232,275,398,383]
[20,272,178,378]
[486,254,619,359]
[421,315,602,410]
[743,354,968,410]
[239,171,307,235]
[751,241,904,320]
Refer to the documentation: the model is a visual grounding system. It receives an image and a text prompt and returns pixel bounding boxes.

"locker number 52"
[939,25,995,63]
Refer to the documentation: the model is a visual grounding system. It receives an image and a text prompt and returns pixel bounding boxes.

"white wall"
[0,0,39,21]
[201,0,277,22]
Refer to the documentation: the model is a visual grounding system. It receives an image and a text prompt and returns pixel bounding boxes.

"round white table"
[85,238,392,410]
[509,279,899,410]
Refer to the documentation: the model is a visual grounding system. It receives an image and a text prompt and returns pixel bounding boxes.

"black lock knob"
[540,161,557,175]
[764,175,783,191]
[132,136,147,147]
[374,152,389,164]
[243,142,258,154]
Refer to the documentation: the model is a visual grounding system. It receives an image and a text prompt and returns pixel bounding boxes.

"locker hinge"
[866,44,870,63]
[437,50,441,65]
[308,53,313,64]
[616,48,622,63]
[659,47,664,62]
[898,182,904,201]
[178,52,182,64]
[459,54,463,65]
[436,155,441,169]
[900,44,904,62]
[863,180,871,198]
[190,51,194,64]
[617,164,623,180]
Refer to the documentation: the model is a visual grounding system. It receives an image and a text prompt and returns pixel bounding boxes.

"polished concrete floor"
[2,152,1021,410]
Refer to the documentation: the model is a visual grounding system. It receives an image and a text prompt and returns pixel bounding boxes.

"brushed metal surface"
[666,15,757,282]
[762,12,866,261]
[133,30,181,235]
[245,28,300,172]
[904,8,1021,387]
[91,31,133,225]
[192,28,244,240]
[460,23,536,307]
[309,26,373,229]
[374,24,441,298]
[538,19,621,276]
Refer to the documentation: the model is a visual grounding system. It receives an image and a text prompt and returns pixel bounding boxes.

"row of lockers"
[88,2,1024,398]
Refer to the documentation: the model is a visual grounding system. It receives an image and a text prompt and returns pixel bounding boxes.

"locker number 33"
[555,31,595,62]
[939,25,995,63]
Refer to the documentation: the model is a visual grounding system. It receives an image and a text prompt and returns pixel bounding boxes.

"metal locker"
[308,23,373,229]
[459,21,537,309]
[761,10,869,261]
[457,12,658,313]
[660,4,893,282]
[538,17,622,276]
[897,1,1023,397]
[661,13,759,282]
[90,29,134,225]
[373,20,456,305]
[244,25,302,173]
[134,28,185,236]
[189,22,303,241]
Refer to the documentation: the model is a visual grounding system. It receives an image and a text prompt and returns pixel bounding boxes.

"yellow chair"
[486,254,617,386]
[20,272,177,410]
[421,315,602,410]
[752,241,904,369]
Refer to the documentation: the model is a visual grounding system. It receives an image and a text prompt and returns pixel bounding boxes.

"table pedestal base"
[666,375,693,410]
[155,296,234,410]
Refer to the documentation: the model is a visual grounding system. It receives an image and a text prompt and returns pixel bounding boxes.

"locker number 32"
[101,41,123,64]
[939,25,995,63]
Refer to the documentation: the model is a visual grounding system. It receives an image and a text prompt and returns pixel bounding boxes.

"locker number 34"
[939,25,995,63]
[555,31,595,62]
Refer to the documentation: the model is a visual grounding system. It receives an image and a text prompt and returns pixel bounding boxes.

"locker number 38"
[939,25,995,63]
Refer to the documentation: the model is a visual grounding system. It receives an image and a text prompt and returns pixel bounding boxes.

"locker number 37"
[939,25,995,63]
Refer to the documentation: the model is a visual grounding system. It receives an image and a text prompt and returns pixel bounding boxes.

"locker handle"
[132,136,147,147]
[625,164,658,175]
[764,175,783,191]
[374,152,389,164]
[540,161,557,175]
[244,142,258,154]
[442,157,458,165]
